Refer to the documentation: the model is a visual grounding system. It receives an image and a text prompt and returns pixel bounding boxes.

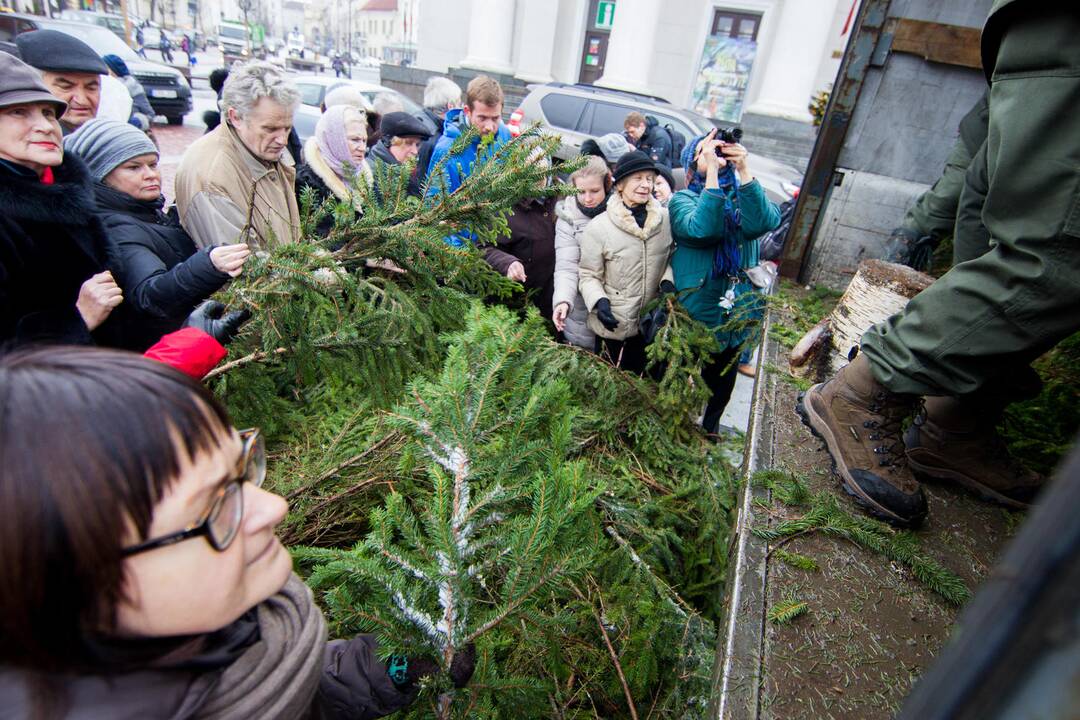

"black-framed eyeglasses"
[122,428,266,557]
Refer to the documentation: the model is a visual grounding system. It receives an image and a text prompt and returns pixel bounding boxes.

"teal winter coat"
[669,180,780,349]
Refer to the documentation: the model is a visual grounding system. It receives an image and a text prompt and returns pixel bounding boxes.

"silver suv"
[509,82,800,200]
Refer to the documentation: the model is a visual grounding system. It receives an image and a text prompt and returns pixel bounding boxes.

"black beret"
[612,150,658,185]
[379,111,431,142]
[15,30,108,75]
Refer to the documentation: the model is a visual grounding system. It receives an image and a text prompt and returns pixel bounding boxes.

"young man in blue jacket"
[425,75,512,246]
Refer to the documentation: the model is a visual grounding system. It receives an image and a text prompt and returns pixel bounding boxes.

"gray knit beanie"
[596,132,632,164]
[63,119,158,181]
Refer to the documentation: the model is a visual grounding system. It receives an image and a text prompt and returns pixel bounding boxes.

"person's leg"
[702,346,740,434]
[738,344,756,377]
[804,6,1080,525]
[885,93,989,270]
[950,141,992,266]
[618,334,648,376]
[862,38,1080,398]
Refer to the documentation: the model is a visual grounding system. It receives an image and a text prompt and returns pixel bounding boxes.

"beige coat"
[174,122,301,250]
[578,194,674,340]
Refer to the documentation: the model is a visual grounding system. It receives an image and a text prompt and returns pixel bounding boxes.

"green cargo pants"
[862,4,1080,397]
[899,92,988,241]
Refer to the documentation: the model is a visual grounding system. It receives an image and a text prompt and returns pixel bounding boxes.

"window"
[711,9,760,41]
[0,17,17,41]
[297,83,325,107]
[540,94,588,131]
[586,100,634,136]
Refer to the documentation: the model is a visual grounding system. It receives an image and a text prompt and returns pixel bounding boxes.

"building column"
[594,0,662,95]
[459,0,517,75]
[745,0,842,122]
[515,0,558,83]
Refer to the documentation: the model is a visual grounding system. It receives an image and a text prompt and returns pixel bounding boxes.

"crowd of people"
[0,27,783,715]
[1,0,1073,713]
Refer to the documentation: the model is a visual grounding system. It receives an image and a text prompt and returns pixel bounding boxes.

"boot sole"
[796,388,921,528]
[906,454,1030,511]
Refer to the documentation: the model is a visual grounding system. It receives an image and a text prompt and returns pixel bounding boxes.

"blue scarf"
[682,135,742,278]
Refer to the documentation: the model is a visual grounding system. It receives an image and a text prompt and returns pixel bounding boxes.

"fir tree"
[207,125,741,718]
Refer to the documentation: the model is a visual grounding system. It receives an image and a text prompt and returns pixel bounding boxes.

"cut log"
[789,260,934,382]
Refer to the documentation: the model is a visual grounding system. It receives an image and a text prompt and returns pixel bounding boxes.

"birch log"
[789,260,934,381]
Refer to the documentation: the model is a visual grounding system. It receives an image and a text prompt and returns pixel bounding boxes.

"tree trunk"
[789,260,934,381]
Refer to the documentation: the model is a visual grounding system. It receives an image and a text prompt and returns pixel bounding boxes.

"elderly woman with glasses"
[0,346,473,716]
[578,150,675,374]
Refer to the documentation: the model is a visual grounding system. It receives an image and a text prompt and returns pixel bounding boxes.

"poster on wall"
[690,35,758,123]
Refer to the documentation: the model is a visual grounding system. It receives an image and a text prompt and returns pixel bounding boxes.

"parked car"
[1,14,192,125]
[510,82,801,201]
[291,75,435,143]
[58,9,127,41]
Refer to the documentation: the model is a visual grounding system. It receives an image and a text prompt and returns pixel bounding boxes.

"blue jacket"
[425,108,513,246]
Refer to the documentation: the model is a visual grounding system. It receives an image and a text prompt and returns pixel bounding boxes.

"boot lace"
[865,393,920,469]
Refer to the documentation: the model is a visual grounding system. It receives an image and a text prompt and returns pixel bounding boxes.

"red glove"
[144,327,227,379]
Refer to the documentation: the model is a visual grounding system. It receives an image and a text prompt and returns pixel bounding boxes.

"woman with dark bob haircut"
[0,346,471,717]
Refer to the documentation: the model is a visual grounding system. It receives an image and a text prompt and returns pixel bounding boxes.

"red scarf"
[41,166,55,185]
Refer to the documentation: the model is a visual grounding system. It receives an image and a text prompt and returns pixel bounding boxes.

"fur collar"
[0,154,98,225]
[605,193,663,239]
[302,137,371,210]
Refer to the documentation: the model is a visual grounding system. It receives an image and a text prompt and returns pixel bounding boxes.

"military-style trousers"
[900,93,989,241]
[862,7,1080,397]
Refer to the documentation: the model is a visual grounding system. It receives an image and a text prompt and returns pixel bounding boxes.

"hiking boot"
[796,354,927,526]
[882,227,936,271]
[905,396,1044,509]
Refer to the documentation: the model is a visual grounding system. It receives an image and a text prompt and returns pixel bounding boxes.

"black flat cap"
[379,111,431,141]
[612,150,658,185]
[16,30,108,75]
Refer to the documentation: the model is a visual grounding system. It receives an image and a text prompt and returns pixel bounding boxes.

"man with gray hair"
[175,62,302,249]
[417,76,462,182]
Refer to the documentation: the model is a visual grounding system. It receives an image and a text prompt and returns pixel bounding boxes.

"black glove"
[594,298,619,332]
[401,656,439,687]
[390,643,475,690]
[659,280,677,296]
[184,300,251,345]
[448,643,476,688]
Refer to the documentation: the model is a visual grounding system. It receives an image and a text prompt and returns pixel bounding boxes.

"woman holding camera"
[0,346,472,717]
[669,128,780,433]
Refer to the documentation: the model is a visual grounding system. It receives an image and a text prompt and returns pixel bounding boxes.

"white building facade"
[416,0,856,124]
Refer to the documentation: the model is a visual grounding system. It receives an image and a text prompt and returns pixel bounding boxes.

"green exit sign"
[596,0,615,29]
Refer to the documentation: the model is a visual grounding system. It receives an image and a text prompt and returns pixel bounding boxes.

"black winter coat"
[295,162,339,239]
[369,141,424,199]
[0,155,126,347]
[94,183,231,352]
[482,196,558,319]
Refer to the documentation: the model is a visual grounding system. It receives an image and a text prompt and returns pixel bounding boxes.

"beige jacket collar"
[606,194,663,239]
[303,137,370,211]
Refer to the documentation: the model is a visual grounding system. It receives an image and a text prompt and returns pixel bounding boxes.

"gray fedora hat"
[0,52,67,114]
